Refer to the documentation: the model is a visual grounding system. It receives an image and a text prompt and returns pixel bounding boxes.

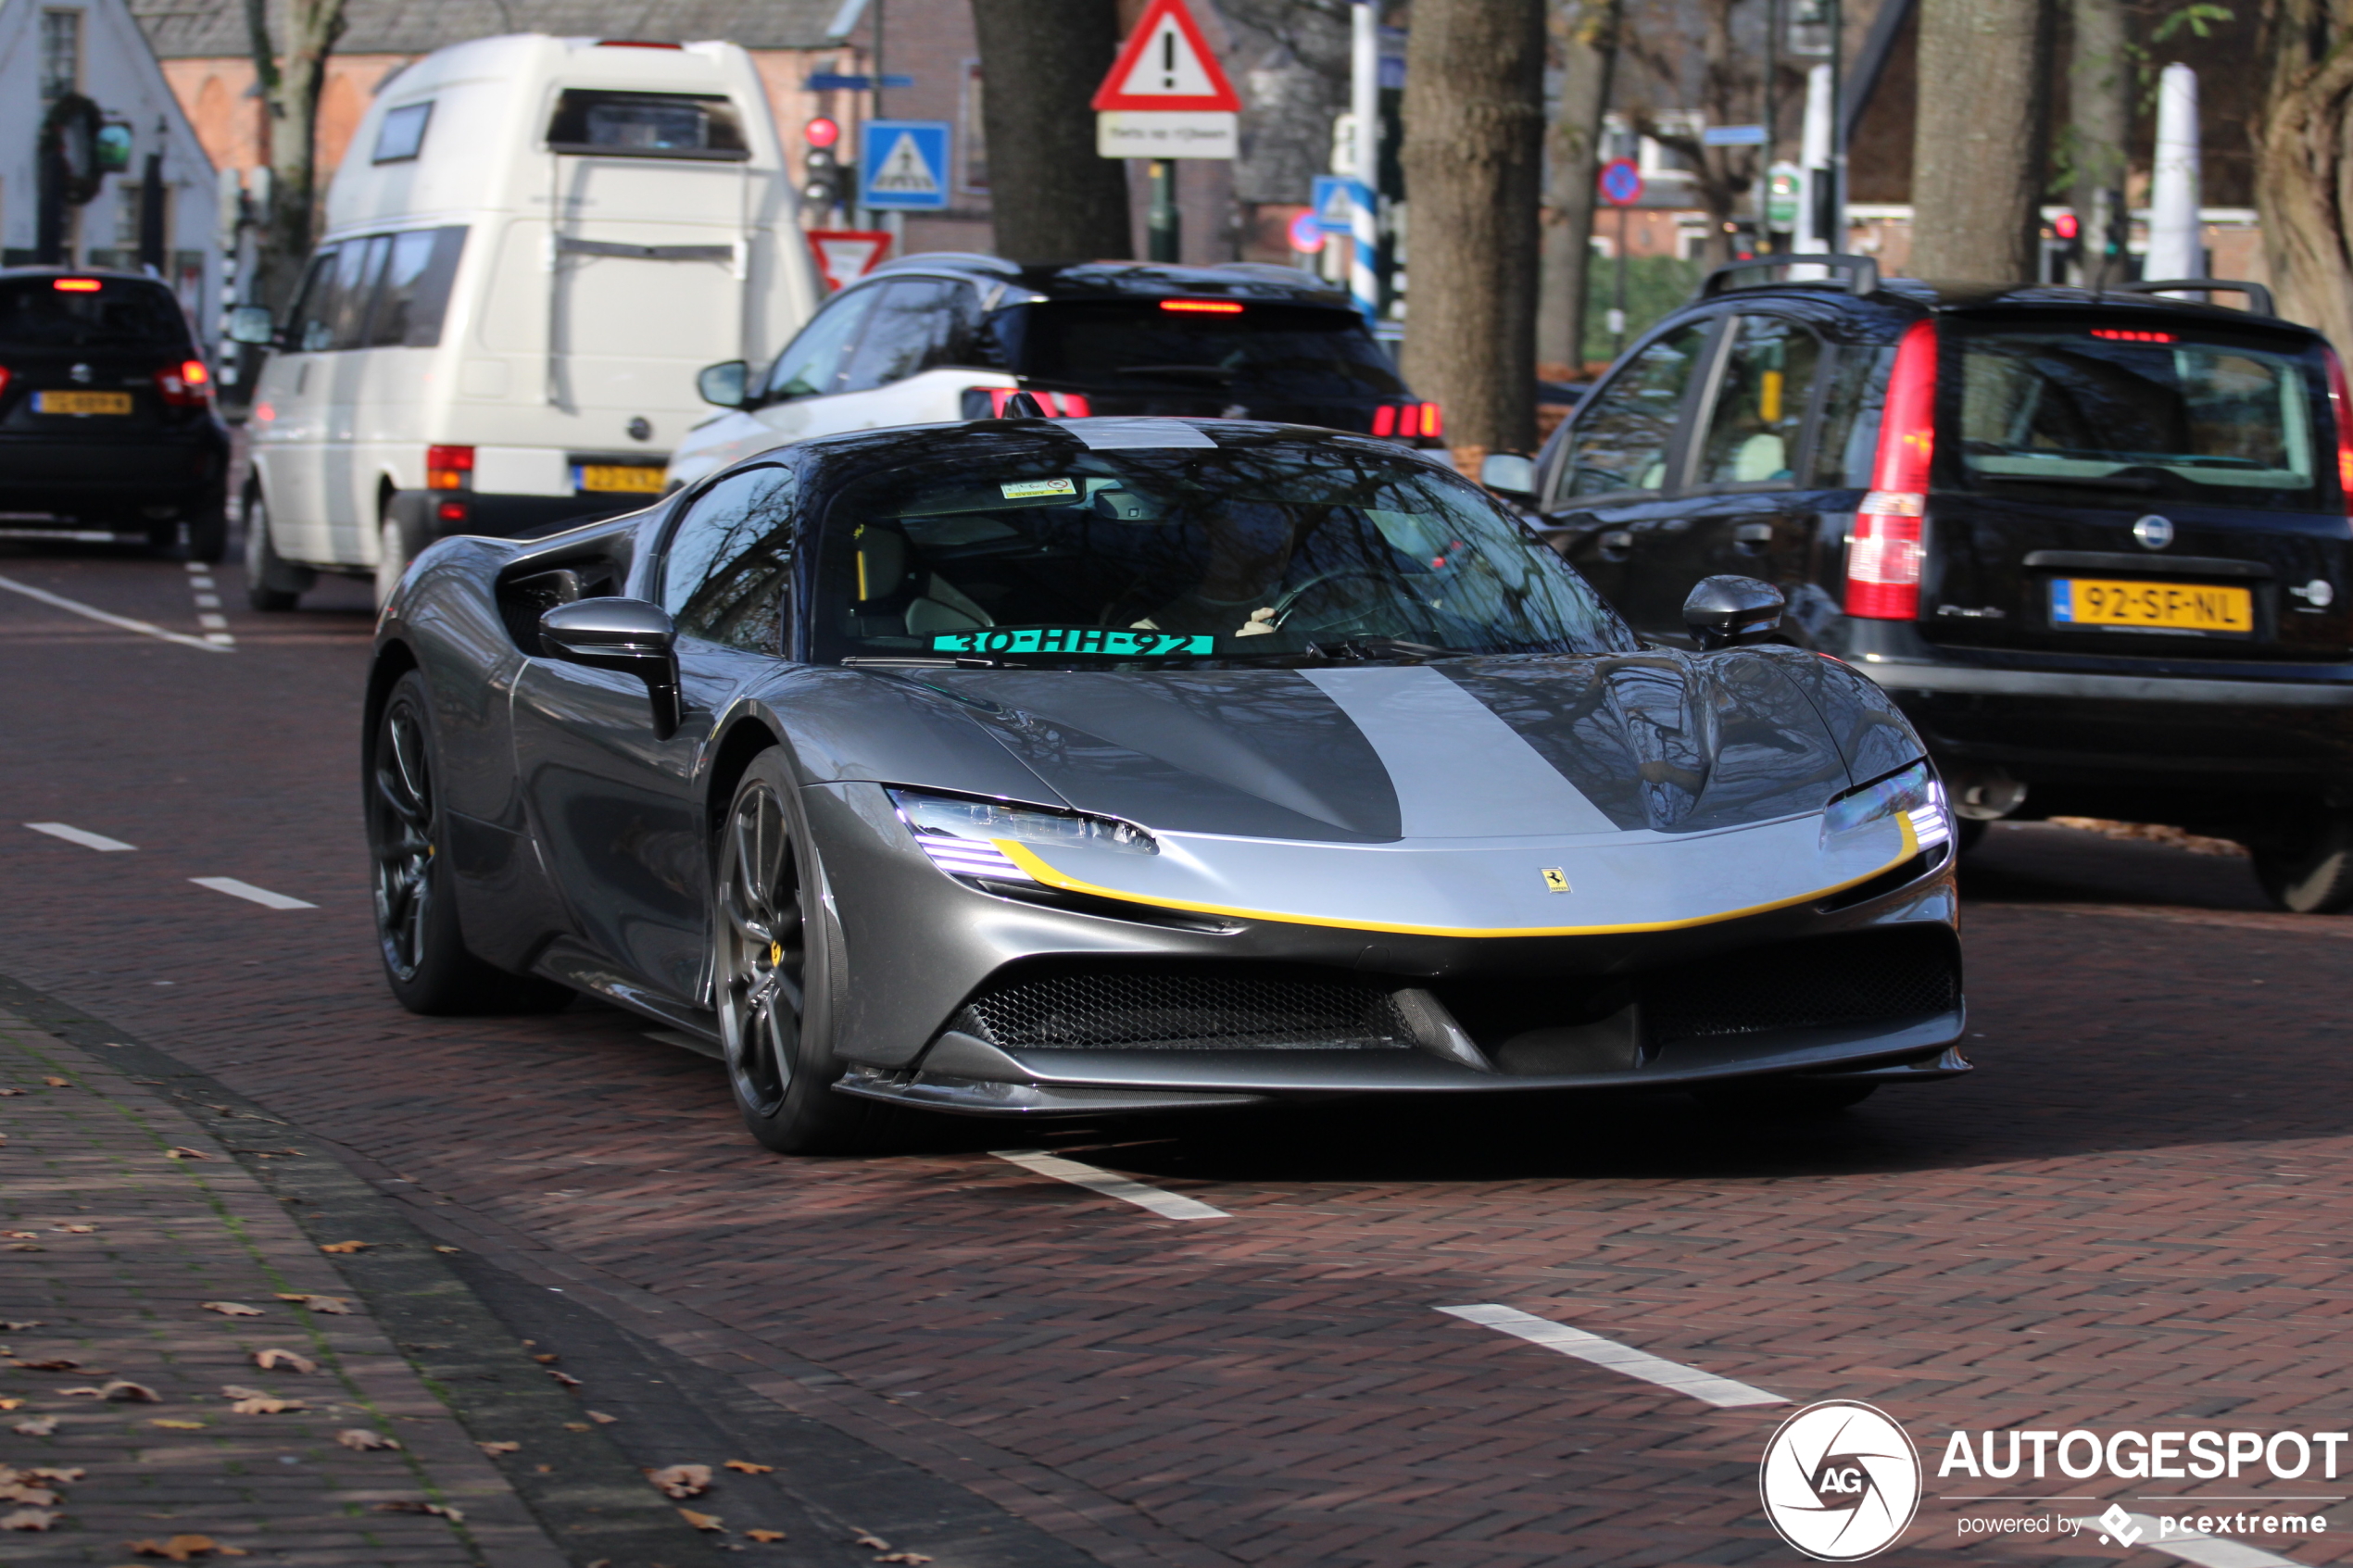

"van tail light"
[1370,402,1441,441]
[1419,401,1442,438]
[1848,320,1937,620]
[2325,347,2353,518]
[1371,405,1396,437]
[426,445,474,490]
[156,359,212,408]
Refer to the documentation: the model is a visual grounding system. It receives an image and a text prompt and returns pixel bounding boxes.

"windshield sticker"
[1000,477,1078,500]
[932,627,1215,657]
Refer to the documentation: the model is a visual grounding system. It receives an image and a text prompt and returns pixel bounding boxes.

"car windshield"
[812,435,1635,667]
[0,277,188,349]
[1951,323,2331,510]
[1002,302,1406,399]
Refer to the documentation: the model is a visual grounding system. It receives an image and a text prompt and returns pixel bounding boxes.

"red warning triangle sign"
[1091,0,1241,113]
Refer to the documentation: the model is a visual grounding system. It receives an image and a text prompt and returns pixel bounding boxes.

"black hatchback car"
[0,268,230,559]
[1508,256,2353,912]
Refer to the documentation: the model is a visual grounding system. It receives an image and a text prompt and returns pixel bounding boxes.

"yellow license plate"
[34,390,132,416]
[578,464,664,495]
[2049,577,2253,633]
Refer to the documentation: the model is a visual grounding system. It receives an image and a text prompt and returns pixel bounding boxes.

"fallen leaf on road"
[318,1240,371,1254]
[587,1410,617,1424]
[201,1302,263,1317]
[562,1423,591,1432]
[21,1468,82,1483]
[853,1535,891,1550]
[150,1420,206,1431]
[745,1529,787,1543]
[1,1509,57,1531]
[0,1486,58,1507]
[677,1509,724,1533]
[336,1429,399,1451]
[546,1369,582,1387]
[11,1418,56,1436]
[11,1359,81,1371]
[50,1223,94,1234]
[127,1534,248,1559]
[646,1464,711,1499]
[0,1088,22,1096]
[163,1148,214,1160]
[58,1387,104,1398]
[531,1353,560,1363]
[228,1395,302,1415]
[249,1349,315,1374]
[6,1244,41,1252]
[0,1322,43,1331]
[876,1555,933,1564]
[100,1381,160,1403]
[41,1077,68,1088]
[274,1294,349,1314]
[1,1233,37,1241]
[724,1461,774,1474]
[0,1399,18,1411]
[432,1245,460,1254]
[373,1501,463,1522]
[478,1441,519,1455]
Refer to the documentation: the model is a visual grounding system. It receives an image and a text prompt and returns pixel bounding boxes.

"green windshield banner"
[930,627,1216,657]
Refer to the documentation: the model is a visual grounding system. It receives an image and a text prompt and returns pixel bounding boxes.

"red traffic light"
[805,116,840,150]
[2054,212,2081,241]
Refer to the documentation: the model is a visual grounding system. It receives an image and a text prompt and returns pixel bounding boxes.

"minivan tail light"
[1420,401,1442,439]
[1849,320,1937,620]
[426,445,474,490]
[155,359,211,407]
[1371,405,1396,437]
[2324,347,2353,516]
[1846,514,1924,620]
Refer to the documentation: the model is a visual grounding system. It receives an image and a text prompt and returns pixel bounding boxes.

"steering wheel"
[1267,569,1401,631]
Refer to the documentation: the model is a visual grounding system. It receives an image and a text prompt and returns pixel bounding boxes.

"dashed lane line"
[990,1148,1230,1221]
[1436,1303,1787,1409]
[25,822,135,852]
[2075,1513,2306,1567]
[189,876,317,910]
[0,571,233,652]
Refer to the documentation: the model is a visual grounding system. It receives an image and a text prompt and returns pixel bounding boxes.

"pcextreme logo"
[1759,1400,1923,1561]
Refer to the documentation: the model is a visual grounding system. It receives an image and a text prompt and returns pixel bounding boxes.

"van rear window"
[999,301,1404,400]
[545,90,749,161]
[1952,324,2330,512]
[0,277,188,350]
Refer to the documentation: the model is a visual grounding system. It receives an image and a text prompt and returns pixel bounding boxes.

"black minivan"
[1509,257,2353,913]
[0,267,230,559]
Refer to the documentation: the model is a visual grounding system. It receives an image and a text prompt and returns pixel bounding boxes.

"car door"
[321,234,392,563]
[510,464,798,1005]
[248,246,344,562]
[1535,318,1722,635]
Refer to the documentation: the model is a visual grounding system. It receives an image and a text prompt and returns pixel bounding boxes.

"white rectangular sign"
[1096,110,1237,159]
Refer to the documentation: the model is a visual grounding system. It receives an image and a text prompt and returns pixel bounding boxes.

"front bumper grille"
[955,964,1413,1052]
[1643,928,1958,1045]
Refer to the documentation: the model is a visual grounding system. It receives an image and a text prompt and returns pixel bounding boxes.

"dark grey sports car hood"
[843,649,1905,844]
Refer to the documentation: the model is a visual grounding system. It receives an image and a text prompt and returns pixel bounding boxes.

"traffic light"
[801,118,849,215]
[2044,210,2082,282]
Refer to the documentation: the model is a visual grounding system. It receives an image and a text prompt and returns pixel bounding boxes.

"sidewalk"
[0,1010,643,1567]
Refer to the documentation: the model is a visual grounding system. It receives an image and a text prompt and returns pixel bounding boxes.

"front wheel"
[713,750,896,1154]
[244,487,308,610]
[2252,810,2353,914]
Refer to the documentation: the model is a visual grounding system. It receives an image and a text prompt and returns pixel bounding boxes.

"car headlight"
[1821,759,1950,851]
[887,788,1156,882]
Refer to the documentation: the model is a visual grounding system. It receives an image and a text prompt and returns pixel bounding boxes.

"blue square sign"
[860,120,951,211]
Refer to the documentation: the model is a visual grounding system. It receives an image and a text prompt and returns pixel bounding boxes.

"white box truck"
[230,33,818,608]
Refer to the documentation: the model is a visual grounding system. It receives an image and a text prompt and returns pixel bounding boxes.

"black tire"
[374,508,426,608]
[186,502,228,565]
[146,520,180,556]
[1693,1078,1878,1114]
[713,749,897,1155]
[2252,810,2353,914]
[243,485,307,610]
[367,671,573,1015]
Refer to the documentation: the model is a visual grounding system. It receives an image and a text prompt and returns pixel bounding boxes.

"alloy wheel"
[717,782,805,1118]
[369,696,435,981]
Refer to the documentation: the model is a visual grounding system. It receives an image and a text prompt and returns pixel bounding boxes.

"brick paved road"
[4,540,2352,1568]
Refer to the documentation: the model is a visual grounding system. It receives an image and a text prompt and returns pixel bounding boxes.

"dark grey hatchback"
[1517,257,2353,911]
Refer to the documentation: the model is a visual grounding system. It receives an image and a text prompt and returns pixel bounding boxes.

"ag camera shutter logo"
[1759,1400,1922,1561]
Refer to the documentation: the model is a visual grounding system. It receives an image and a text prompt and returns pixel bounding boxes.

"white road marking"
[204,633,235,646]
[990,1149,1229,1220]
[189,877,316,909]
[2073,1513,2305,1567]
[0,572,232,653]
[196,613,228,630]
[1436,1303,1787,1409]
[194,594,220,608]
[26,822,134,852]
[182,560,205,572]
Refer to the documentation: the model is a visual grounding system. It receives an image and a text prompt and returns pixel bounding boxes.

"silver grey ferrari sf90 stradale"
[364,417,1965,1153]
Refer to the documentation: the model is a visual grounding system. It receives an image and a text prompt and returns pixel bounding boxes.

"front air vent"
[954,963,1413,1052]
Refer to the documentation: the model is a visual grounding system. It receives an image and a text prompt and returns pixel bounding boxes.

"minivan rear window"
[1002,302,1405,400]
[0,276,187,349]
[1951,324,2329,511]
[545,90,749,160]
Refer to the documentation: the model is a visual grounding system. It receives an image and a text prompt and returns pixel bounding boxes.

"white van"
[231,33,818,608]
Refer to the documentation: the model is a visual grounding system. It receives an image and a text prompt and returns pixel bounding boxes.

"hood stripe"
[1301,667,1618,839]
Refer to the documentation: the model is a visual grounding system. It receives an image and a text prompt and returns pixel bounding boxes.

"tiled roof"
[130,0,844,59]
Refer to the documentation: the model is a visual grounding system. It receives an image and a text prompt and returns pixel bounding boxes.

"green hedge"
[1582,255,1704,367]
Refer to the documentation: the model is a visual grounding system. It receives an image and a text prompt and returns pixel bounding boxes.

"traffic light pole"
[1147,159,1179,261]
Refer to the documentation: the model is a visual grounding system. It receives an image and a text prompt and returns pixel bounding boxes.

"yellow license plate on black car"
[2048,577,2253,633]
[577,464,664,495]
[34,390,132,416]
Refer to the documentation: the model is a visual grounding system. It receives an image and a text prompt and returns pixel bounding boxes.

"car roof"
[0,265,177,286]
[1697,273,2316,341]
[863,253,1357,311]
[785,415,1455,475]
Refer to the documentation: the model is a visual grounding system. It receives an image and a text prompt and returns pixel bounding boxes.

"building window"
[41,9,82,101]
[959,60,987,194]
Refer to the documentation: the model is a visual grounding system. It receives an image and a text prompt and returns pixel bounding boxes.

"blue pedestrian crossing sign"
[860,120,950,211]
[1311,174,1365,233]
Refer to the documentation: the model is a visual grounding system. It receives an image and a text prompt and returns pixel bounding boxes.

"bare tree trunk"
[1536,0,1618,374]
[970,0,1134,261]
[1401,0,1548,466]
[1908,0,2051,281]
[245,0,346,310]
[2255,0,2353,353]
[2068,0,2130,286]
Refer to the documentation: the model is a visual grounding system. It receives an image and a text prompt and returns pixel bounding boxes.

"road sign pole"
[1614,206,1629,358]
[1148,158,1179,261]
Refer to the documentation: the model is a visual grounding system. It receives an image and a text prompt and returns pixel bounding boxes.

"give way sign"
[805,230,890,292]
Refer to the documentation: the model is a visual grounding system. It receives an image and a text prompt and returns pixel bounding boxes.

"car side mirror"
[225,305,277,347]
[696,359,749,409]
[539,597,683,739]
[1479,452,1536,501]
[1683,574,1786,651]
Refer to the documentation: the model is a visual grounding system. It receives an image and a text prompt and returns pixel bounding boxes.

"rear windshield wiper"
[1976,470,2161,493]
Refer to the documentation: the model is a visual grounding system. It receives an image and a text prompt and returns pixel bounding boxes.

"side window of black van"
[1692,316,1824,487]
[1558,324,1710,499]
